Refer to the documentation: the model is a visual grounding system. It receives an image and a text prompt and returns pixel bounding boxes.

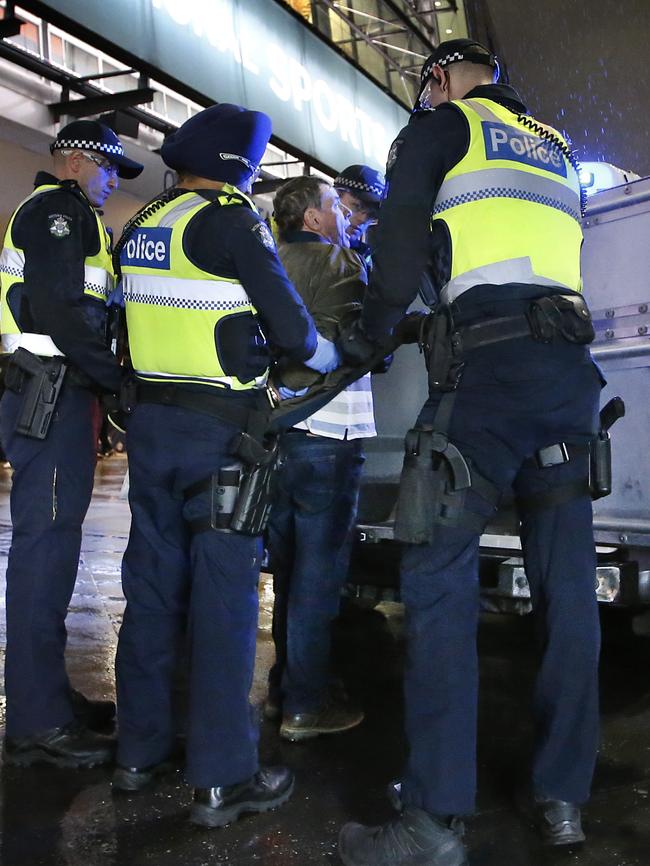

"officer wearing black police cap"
[338,39,602,865]
[0,120,143,768]
[112,103,337,826]
[334,164,385,267]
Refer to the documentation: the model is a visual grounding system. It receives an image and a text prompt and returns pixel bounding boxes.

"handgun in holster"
[4,347,66,439]
[590,396,625,499]
[184,432,280,537]
[230,432,280,536]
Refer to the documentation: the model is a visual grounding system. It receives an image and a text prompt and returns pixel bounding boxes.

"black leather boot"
[190,766,294,828]
[338,807,468,866]
[4,721,115,768]
[517,789,586,845]
[112,760,176,792]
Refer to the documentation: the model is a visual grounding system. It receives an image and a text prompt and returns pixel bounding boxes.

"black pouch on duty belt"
[419,308,464,392]
[527,294,595,345]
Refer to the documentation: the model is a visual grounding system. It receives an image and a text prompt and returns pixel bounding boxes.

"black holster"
[230,432,280,535]
[4,348,66,439]
[589,433,612,500]
[589,396,625,499]
[183,433,280,537]
[419,308,464,392]
[394,427,472,544]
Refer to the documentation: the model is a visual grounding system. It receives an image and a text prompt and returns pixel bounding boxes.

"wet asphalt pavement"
[0,457,649,865]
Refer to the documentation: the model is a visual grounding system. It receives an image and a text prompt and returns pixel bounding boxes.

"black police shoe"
[190,766,294,828]
[517,789,585,846]
[112,760,176,792]
[4,721,115,768]
[70,688,116,731]
[339,807,468,866]
[280,700,364,741]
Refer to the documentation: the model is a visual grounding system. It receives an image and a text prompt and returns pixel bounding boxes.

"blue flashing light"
[580,161,640,196]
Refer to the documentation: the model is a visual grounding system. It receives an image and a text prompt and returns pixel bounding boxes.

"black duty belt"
[452,314,532,353]
[421,293,595,392]
[136,381,271,437]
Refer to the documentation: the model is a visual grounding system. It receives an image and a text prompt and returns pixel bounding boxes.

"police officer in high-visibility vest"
[0,120,143,768]
[337,40,603,866]
[112,104,338,827]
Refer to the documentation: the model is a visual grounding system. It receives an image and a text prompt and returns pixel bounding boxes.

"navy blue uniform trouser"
[116,403,261,788]
[0,386,97,738]
[400,334,603,817]
[266,432,364,714]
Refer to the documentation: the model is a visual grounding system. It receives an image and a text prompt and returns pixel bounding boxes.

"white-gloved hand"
[304,333,341,374]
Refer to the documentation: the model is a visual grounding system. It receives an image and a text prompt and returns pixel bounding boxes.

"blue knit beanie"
[161,103,272,186]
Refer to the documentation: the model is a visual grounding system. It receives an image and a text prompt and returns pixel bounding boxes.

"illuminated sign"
[36,0,409,172]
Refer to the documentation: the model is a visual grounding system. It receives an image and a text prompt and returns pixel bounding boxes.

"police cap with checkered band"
[334,165,386,205]
[50,119,144,179]
[415,38,500,109]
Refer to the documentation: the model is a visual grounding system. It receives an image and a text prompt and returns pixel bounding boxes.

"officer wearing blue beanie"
[161,103,270,187]
[113,103,339,825]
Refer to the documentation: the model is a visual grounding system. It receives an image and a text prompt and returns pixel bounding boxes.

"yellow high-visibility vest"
[0,182,114,356]
[433,98,583,303]
[121,185,266,391]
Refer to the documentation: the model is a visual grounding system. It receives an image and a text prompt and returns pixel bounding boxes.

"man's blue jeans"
[266,430,364,714]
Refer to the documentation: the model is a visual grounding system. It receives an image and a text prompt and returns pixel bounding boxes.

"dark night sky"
[472,0,650,176]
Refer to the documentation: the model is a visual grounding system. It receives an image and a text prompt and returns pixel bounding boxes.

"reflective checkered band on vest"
[122,277,252,311]
[84,281,109,298]
[124,292,248,311]
[0,247,23,279]
[434,166,581,224]
[84,264,112,300]
[434,186,580,221]
[53,139,124,156]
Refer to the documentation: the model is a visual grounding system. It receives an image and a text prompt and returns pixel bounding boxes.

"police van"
[346,173,650,613]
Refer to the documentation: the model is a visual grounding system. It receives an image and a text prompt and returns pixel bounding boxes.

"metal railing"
[281,0,468,107]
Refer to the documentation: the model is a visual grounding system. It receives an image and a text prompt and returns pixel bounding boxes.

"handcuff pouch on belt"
[526,294,595,345]
[394,426,499,544]
[3,347,66,439]
[183,432,280,537]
